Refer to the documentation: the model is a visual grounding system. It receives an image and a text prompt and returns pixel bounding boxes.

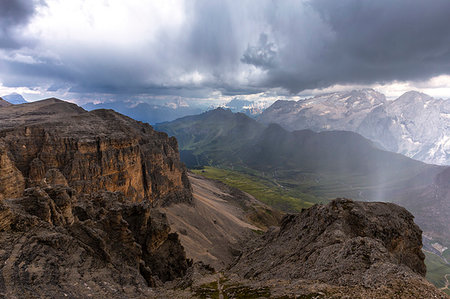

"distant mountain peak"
[1,93,27,104]
[260,89,450,165]
[395,90,434,102]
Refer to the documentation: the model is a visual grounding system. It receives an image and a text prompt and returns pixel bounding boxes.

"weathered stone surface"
[0,186,188,298]
[0,99,192,205]
[229,198,447,298]
[0,142,25,200]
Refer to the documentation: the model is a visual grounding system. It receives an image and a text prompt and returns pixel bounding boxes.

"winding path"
[439,274,450,292]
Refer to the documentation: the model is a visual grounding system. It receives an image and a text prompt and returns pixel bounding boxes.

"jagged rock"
[229,198,447,297]
[0,99,192,205]
[0,186,188,298]
[0,142,25,200]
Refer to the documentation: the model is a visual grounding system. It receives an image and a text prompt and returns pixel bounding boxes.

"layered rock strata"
[0,99,192,205]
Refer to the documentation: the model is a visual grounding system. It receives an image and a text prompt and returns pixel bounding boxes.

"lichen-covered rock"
[0,186,188,298]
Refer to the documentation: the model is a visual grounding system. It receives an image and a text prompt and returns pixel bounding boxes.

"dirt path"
[439,274,450,292]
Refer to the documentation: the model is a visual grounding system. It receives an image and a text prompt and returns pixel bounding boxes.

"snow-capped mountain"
[223,98,269,116]
[260,89,450,165]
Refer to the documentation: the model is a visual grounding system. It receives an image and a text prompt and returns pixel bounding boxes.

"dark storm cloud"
[0,0,43,48]
[260,0,450,92]
[2,0,450,97]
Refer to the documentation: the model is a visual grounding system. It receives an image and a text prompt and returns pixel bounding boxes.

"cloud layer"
[1,0,450,99]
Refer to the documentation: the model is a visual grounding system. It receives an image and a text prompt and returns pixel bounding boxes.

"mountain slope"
[157,108,440,204]
[0,97,12,107]
[0,98,196,297]
[157,109,449,285]
[0,98,447,298]
[260,89,450,165]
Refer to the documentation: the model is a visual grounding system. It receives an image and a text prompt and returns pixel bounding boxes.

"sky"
[1,0,450,104]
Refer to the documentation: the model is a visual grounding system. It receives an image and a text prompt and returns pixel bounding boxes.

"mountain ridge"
[0,98,448,297]
[260,89,450,165]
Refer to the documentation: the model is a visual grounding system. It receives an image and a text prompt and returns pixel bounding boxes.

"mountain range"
[0,99,448,297]
[260,89,450,165]
[156,108,441,203]
[156,108,450,287]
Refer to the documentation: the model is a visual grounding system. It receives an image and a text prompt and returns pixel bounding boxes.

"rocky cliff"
[0,98,194,298]
[0,99,192,205]
[0,99,447,298]
[227,198,447,298]
[0,185,188,298]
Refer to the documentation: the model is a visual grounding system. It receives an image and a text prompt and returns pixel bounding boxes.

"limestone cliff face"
[0,185,188,298]
[0,99,191,205]
[0,142,25,200]
[0,99,192,297]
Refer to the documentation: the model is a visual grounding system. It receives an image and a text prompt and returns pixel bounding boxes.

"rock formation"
[227,198,447,298]
[0,98,193,297]
[0,99,447,298]
[0,185,188,298]
[0,99,192,205]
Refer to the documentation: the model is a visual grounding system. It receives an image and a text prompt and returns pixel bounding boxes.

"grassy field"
[425,252,450,295]
[191,166,325,212]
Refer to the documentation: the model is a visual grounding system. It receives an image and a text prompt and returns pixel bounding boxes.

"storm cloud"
[1,0,450,99]
[0,0,42,48]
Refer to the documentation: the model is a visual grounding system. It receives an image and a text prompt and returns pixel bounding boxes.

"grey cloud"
[2,0,450,98]
[263,0,450,92]
[0,0,43,48]
[241,33,277,69]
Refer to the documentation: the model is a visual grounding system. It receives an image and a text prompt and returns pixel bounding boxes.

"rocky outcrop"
[0,98,193,297]
[0,185,189,298]
[0,142,25,200]
[228,198,447,298]
[0,99,192,205]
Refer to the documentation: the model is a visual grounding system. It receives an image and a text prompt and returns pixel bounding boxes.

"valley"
[157,107,450,294]
[0,97,448,298]
[2,1,450,297]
